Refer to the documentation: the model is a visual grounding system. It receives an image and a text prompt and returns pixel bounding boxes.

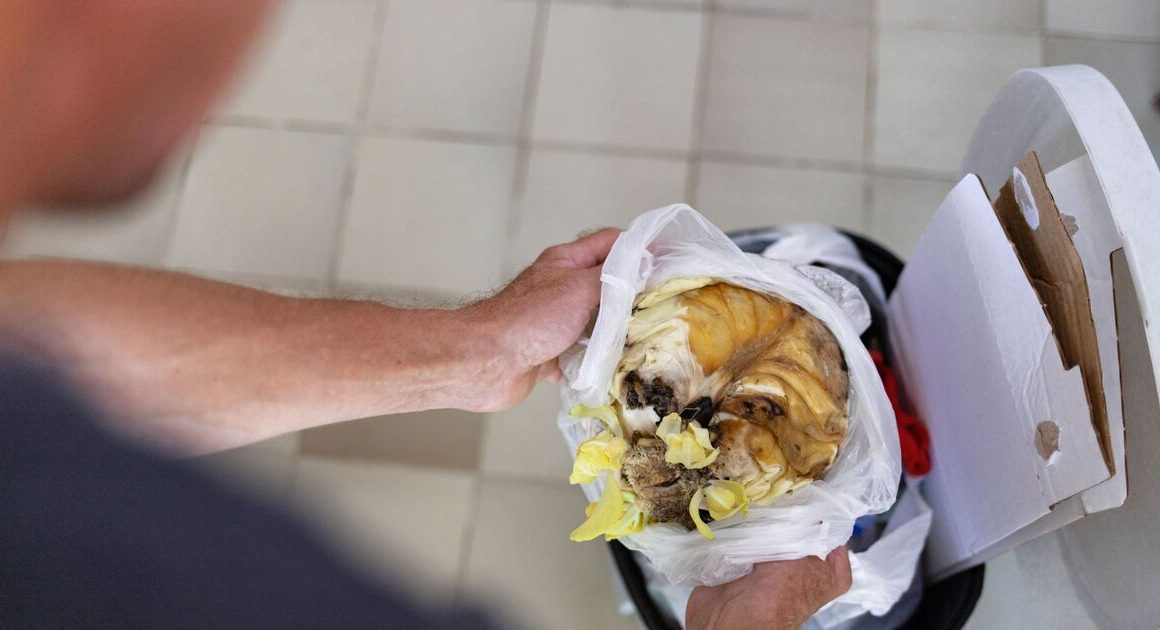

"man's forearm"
[0,260,498,455]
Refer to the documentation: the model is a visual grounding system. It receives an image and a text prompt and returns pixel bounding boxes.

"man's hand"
[685,547,852,630]
[460,228,619,412]
[0,230,619,454]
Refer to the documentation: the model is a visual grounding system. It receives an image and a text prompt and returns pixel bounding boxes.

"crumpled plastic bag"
[557,204,902,588]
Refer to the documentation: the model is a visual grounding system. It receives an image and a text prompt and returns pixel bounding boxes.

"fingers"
[825,545,853,596]
[569,265,605,312]
[539,227,621,269]
[687,551,848,630]
[537,360,564,384]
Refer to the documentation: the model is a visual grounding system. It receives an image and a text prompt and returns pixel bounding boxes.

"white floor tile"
[877,0,1040,33]
[292,457,476,601]
[873,29,1042,174]
[964,534,1099,630]
[1045,0,1160,41]
[632,0,704,9]
[510,149,687,271]
[481,382,573,481]
[192,433,301,502]
[461,478,640,630]
[368,0,537,138]
[1,154,185,266]
[867,176,954,259]
[1044,37,1160,162]
[716,0,871,23]
[301,409,484,472]
[170,267,330,294]
[702,15,870,163]
[695,162,866,233]
[219,0,380,124]
[337,137,516,296]
[533,4,702,151]
[167,125,349,281]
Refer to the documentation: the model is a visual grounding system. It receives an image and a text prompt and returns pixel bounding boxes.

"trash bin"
[606,227,985,630]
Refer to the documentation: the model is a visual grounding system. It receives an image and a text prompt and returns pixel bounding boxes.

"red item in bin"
[871,350,931,477]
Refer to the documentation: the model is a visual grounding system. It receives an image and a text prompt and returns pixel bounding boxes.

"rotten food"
[569,277,849,541]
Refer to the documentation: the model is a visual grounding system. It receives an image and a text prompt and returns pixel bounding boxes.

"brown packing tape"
[992,152,1113,474]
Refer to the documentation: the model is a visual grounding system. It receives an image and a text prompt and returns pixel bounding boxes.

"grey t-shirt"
[0,360,498,629]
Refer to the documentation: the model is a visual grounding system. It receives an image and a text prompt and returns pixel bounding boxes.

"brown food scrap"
[621,438,706,529]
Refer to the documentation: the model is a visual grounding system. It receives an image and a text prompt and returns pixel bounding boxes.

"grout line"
[511,0,553,201]
[684,0,715,206]
[1041,31,1160,46]
[147,136,203,268]
[285,120,356,135]
[534,139,689,161]
[211,114,281,130]
[356,0,391,125]
[213,115,524,146]
[623,0,704,13]
[324,135,361,292]
[363,125,520,147]
[710,3,870,27]
[552,0,706,14]
[210,115,351,135]
[1044,32,1160,45]
[451,473,484,604]
[873,21,1043,37]
[511,0,1160,41]
[700,150,863,174]
[861,0,880,233]
[864,164,960,182]
[698,150,960,181]
[325,0,389,293]
[505,0,553,276]
[208,118,959,181]
[1038,5,1054,74]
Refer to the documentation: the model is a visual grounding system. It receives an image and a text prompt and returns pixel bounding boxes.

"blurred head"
[0,0,272,208]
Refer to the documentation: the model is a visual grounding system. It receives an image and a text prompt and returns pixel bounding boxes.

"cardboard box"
[887,66,1160,580]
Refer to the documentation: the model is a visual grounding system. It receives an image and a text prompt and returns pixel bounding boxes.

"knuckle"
[538,243,568,261]
[833,564,852,595]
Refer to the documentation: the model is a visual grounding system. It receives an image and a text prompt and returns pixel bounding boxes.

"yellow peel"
[656,413,682,439]
[704,479,749,521]
[569,432,628,485]
[689,421,714,450]
[689,487,715,540]
[569,403,624,437]
[661,420,719,470]
[570,473,626,542]
[603,499,646,541]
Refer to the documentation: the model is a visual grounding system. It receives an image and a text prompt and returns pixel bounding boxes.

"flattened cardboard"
[891,64,1159,588]
[888,171,1109,579]
[992,152,1112,473]
[1043,155,1127,513]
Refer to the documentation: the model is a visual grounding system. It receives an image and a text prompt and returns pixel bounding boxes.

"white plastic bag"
[650,477,932,629]
[812,477,933,627]
[557,204,902,589]
[760,223,887,305]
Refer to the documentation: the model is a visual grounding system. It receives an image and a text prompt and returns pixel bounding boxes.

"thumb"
[542,227,621,269]
[569,265,605,311]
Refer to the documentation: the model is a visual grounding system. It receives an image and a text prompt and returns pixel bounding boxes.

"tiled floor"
[4,0,1160,628]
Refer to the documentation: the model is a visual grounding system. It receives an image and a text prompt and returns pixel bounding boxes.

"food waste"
[569,278,849,541]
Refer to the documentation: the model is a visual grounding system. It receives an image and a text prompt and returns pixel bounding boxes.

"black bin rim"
[606,228,985,630]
